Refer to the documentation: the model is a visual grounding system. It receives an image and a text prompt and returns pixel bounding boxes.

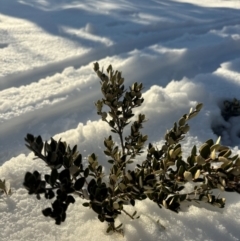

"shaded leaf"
[74,177,85,190]
[50,169,58,185]
[74,154,82,167]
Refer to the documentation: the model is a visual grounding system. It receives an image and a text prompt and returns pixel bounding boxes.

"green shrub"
[23,63,240,234]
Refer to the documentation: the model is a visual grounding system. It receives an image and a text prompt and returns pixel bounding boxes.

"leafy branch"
[23,63,240,234]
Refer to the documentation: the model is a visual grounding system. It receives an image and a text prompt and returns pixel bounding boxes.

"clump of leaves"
[0,179,11,196]
[222,98,240,121]
[24,63,240,234]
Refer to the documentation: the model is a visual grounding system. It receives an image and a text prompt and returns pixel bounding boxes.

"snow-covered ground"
[1,0,240,240]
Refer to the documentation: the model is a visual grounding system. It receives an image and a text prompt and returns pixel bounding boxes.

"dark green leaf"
[82,202,90,207]
[36,135,43,145]
[199,143,211,159]
[205,139,214,147]
[74,177,85,190]
[84,168,89,178]
[104,150,111,156]
[33,171,40,179]
[109,120,115,128]
[26,134,34,142]
[72,145,77,154]
[66,195,75,204]
[59,169,70,182]
[97,166,102,173]
[74,154,82,167]
[50,169,58,185]
[88,179,97,194]
[191,145,197,156]
[145,174,155,182]
[58,141,66,154]
[63,156,71,169]
[179,194,187,202]
[25,172,34,183]
[42,208,52,217]
[50,138,57,152]
[130,199,135,206]
[177,186,184,191]
[44,174,50,184]
[92,203,102,214]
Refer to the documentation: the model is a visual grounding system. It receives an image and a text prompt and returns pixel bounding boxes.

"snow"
[0,0,240,240]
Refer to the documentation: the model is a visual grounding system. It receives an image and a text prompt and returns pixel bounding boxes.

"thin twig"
[122,209,134,219]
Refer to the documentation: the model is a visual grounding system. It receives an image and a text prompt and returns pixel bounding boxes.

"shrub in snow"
[23,63,240,235]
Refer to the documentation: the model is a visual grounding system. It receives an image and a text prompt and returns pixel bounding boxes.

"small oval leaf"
[74,177,85,190]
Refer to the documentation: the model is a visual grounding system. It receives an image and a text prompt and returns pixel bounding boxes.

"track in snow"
[1,15,240,91]
[0,4,240,163]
